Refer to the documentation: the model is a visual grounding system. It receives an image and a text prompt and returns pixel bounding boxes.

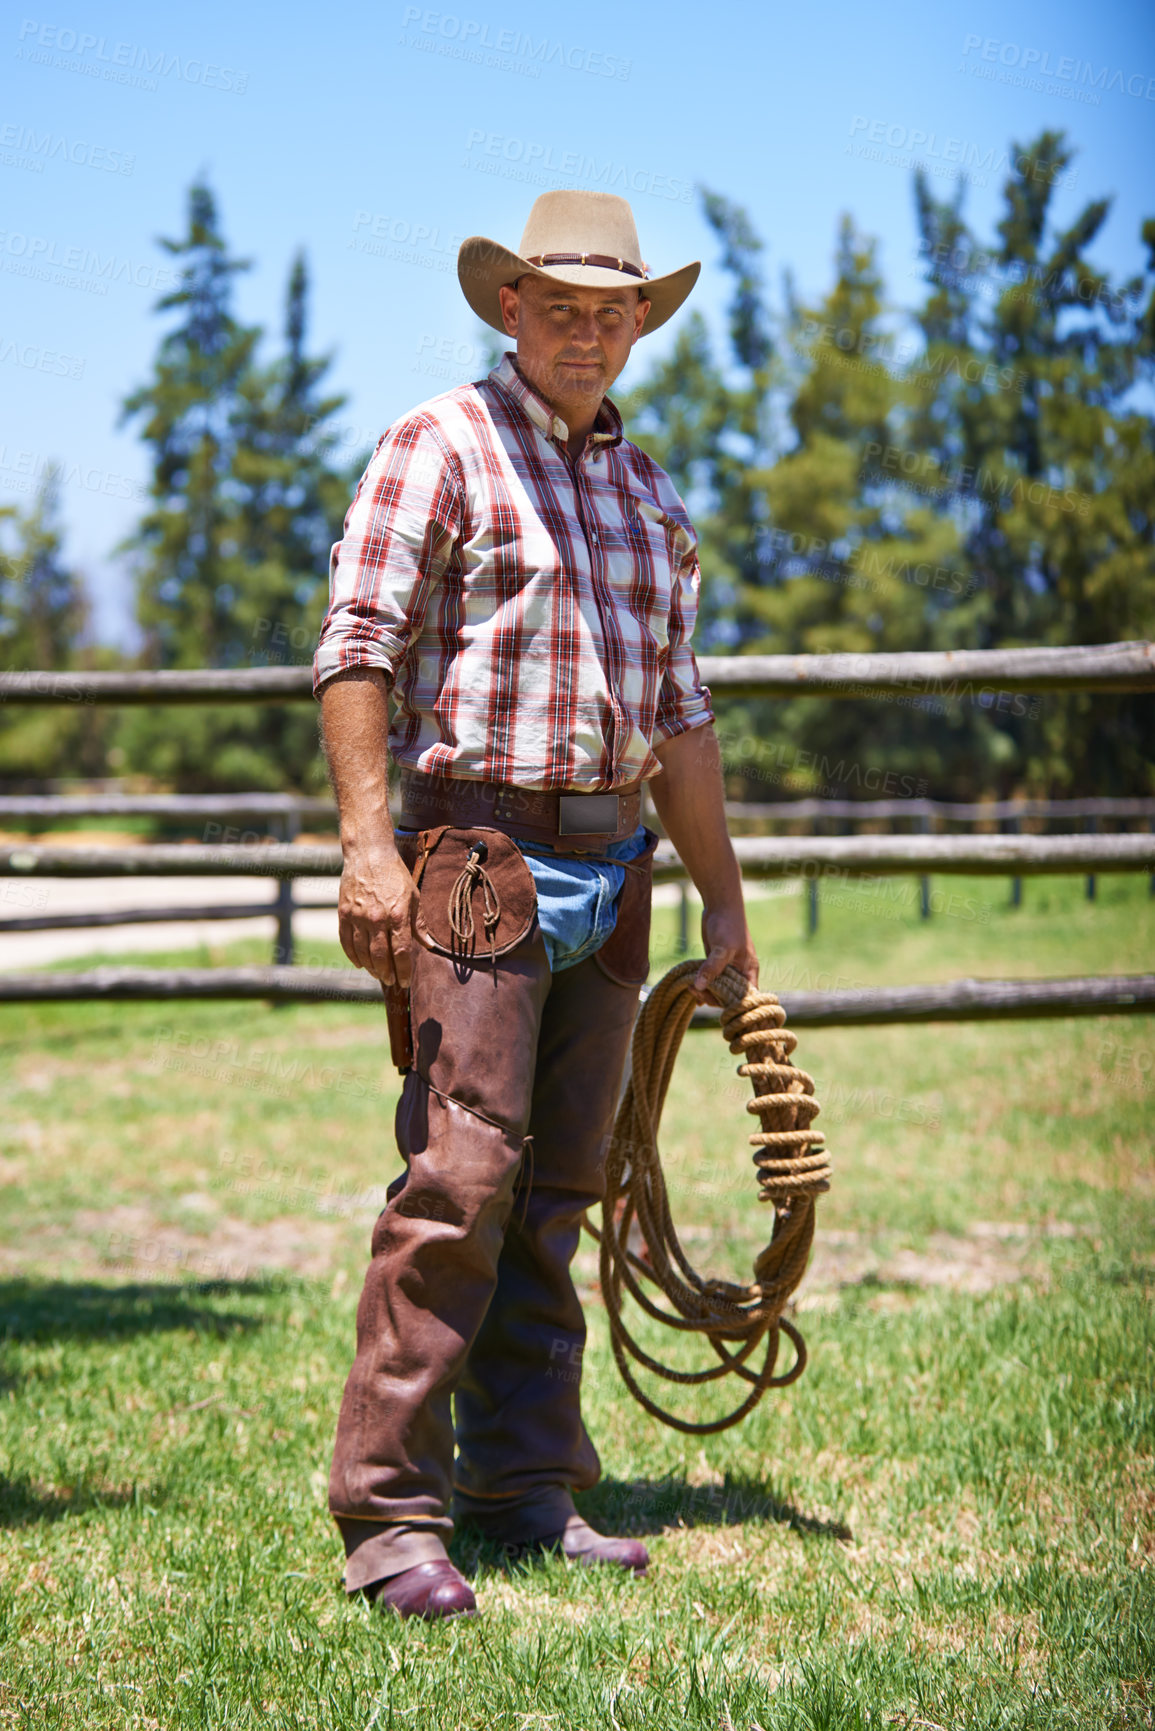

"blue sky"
[3,0,1153,647]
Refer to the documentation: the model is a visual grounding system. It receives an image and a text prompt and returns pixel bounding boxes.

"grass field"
[1,872,1152,1728]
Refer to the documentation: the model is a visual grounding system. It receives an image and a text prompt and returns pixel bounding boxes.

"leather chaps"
[329,828,653,1590]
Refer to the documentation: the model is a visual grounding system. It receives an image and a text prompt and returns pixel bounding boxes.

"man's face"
[498,275,650,425]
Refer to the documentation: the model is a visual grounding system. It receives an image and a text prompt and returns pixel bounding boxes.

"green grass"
[1,874,1152,1727]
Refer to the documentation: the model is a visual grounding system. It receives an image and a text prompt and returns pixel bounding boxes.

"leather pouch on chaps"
[403,825,538,964]
[592,827,659,988]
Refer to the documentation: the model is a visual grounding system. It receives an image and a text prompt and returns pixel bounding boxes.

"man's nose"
[568,311,602,347]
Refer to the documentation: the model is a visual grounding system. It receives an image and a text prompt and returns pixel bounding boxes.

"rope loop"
[588,960,832,1435]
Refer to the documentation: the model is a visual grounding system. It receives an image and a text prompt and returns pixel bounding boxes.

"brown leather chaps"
[329,854,649,1592]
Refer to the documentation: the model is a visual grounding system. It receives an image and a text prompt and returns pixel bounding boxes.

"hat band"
[526,252,649,280]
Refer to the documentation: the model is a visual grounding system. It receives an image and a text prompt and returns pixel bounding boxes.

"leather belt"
[398,768,643,852]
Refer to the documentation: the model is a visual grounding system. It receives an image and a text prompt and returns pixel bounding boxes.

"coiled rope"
[589,960,833,1435]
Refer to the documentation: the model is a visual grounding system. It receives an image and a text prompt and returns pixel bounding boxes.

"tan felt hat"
[458,190,700,337]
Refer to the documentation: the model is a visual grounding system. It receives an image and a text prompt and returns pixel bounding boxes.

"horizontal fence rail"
[704,642,1155,697]
[2,793,1153,826]
[1,966,1150,1024]
[0,896,337,936]
[4,834,1153,881]
[0,792,336,822]
[723,797,1155,823]
[1,641,1152,705]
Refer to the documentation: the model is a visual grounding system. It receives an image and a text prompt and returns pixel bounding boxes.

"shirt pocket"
[602,498,692,655]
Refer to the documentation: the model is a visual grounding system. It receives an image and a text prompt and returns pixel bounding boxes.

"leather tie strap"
[525,252,649,280]
[447,840,502,973]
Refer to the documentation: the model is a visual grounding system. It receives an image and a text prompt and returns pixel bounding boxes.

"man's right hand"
[337,844,422,988]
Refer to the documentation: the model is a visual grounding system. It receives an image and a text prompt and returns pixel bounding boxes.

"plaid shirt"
[313,353,713,790]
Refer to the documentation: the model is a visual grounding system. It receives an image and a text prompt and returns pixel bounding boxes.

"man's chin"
[554,365,606,397]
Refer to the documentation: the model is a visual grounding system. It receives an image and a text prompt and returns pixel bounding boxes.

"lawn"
[1,871,1152,1728]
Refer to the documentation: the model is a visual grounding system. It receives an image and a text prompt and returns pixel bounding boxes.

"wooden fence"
[1,643,1152,1025]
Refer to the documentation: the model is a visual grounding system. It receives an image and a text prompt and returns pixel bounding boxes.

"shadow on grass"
[583,1471,853,1542]
[0,1278,272,1345]
[453,1472,852,1578]
[0,1473,164,1531]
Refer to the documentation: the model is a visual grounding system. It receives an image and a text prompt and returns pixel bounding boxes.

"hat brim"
[457,236,700,337]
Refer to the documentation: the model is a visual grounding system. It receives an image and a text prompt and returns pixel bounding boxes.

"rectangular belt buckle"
[558,793,620,836]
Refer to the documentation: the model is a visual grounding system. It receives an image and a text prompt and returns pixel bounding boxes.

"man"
[314,190,757,1621]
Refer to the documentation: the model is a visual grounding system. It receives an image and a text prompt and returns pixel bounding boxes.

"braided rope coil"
[591,960,833,1435]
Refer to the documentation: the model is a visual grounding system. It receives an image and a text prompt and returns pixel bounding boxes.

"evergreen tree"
[119,184,350,790]
[0,470,111,781]
[619,189,777,650]
[624,151,1153,799]
[121,179,258,672]
[910,133,1155,791]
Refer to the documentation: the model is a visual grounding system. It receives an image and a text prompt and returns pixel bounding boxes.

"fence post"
[807,812,820,936]
[1085,814,1097,902]
[1007,816,1022,908]
[271,814,298,965]
[676,882,689,955]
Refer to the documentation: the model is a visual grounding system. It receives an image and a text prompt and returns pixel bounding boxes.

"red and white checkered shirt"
[313,353,713,791]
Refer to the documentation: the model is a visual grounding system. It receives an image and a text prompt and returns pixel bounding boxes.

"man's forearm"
[650,723,741,908]
[649,722,757,995]
[320,667,421,986]
[320,668,395,852]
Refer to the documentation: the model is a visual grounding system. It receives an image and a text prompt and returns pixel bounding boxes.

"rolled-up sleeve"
[653,542,714,745]
[312,416,464,699]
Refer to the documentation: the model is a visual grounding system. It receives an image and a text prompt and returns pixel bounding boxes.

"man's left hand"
[693,902,759,1005]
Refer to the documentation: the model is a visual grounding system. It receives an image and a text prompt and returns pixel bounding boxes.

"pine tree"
[119,185,350,790]
[0,469,110,780]
[910,133,1155,792]
[231,250,352,669]
[121,179,259,672]
[619,189,776,651]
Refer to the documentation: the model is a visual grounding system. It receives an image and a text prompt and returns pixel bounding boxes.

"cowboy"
[314,190,758,1620]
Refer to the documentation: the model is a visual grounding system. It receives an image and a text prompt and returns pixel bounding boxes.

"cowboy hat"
[458,190,700,337]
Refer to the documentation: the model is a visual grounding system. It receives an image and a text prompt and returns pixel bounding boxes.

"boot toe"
[555,1518,649,1575]
[372,1561,478,1620]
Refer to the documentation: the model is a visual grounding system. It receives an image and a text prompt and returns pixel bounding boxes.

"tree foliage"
[4,142,1151,800]
[623,129,1155,797]
[116,182,354,790]
[0,470,115,781]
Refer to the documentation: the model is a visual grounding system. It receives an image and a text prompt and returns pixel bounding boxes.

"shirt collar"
[490,352,623,454]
